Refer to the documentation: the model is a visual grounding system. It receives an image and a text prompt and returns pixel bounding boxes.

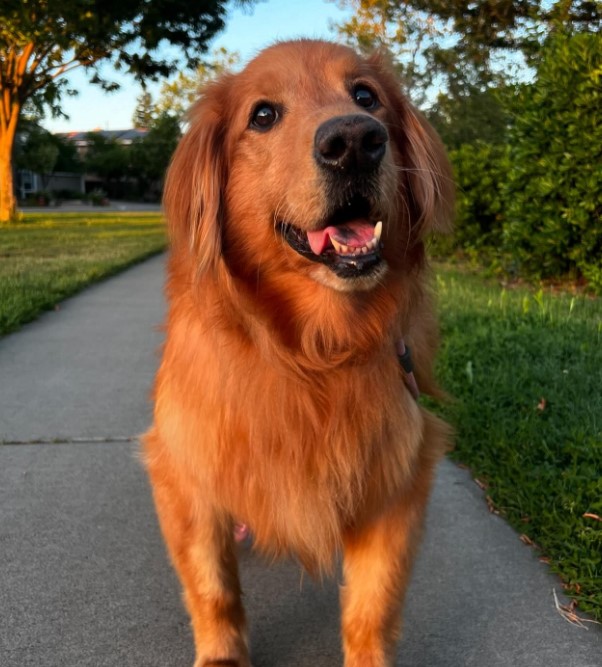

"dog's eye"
[353,85,379,110]
[250,103,279,130]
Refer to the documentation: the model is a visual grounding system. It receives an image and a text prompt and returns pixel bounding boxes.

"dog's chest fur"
[160,302,424,571]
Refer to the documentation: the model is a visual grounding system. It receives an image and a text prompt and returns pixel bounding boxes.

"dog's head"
[164,40,453,293]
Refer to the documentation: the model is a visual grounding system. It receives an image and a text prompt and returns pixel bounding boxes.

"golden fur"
[144,39,454,667]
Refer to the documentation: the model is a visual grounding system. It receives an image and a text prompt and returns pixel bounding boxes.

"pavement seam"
[1,435,137,446]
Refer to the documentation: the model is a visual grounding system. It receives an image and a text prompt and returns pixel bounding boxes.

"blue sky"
[42,0,351,134]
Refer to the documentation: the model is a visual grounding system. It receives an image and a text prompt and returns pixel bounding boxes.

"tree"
[155,47,240,119]
[426,87,510,150]
[0,0,253,222]
[413,0,600,94]
[14,123,59,190]
[14,117,83,188]
[334,1,601,94]
[132,91,156,129]
[334,1,449,104]
[53,134,83,174]
[84,133,131,185]
[130,112,182,199]
[335,0,600,151]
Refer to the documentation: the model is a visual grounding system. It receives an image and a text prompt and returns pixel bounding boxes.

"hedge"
[440,31,602,293]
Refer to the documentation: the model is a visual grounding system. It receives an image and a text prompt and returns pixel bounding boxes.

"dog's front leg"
[340,468,434,667]
[148,464,250,667]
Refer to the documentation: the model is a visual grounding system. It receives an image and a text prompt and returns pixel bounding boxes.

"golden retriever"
[144,39,454,667]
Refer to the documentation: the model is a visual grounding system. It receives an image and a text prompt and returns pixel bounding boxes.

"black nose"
[314,115,388,173]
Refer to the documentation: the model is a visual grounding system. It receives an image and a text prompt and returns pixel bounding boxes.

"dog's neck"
[196,256,407,371]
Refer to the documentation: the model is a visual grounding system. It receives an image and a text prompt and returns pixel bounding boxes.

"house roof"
[57,129,148,143]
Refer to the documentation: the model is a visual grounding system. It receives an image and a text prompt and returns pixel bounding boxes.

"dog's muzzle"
[279,115,388,280]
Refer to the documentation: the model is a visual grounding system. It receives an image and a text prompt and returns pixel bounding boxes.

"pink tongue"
[306,220,375,255]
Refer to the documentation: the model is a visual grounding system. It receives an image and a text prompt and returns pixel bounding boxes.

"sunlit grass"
[432,264,602,620]
[0,212,166,335]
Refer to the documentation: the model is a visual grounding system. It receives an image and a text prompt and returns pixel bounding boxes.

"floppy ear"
[163,77,232,274]
[403,106,455,236]
[366,51,454,236]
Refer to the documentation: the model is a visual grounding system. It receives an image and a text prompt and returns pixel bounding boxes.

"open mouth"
[279,196,384,279]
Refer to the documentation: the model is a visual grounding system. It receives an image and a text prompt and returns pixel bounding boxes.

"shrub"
[428,87,510,152]
[52,189,81,201]
[447,141,509,258]
[503,31,602,292]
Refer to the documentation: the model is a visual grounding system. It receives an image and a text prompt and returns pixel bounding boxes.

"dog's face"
[164,40,453,293]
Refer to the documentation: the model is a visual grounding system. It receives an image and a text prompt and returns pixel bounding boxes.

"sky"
[42,0,352,134]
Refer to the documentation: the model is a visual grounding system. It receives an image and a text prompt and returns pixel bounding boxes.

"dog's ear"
[367,51,454,237]
[402,106,455,236]
[163,77,232,274]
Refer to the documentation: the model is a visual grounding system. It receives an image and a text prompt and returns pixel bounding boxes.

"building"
[57,129,148,159]
[16,170,85,201]
[16,128,148,201]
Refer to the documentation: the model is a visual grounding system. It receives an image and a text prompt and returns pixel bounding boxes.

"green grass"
[0,212,166,335]
[433,265,602,621]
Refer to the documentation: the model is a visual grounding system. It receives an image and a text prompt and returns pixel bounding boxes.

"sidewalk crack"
[1,436,137,446]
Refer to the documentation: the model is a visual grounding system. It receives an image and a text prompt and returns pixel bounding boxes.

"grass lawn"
[433,265,601,621]
[0,212,166,335]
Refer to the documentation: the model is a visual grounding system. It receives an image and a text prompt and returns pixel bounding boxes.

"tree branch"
[16,42,35,80]
[26,42,57,76]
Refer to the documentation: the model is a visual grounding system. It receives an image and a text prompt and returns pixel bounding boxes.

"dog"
[143,39,454,667]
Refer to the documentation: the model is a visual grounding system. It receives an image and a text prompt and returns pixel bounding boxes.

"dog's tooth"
[331,237,377,256]
[374,220,383,242]
[331,237,343,253]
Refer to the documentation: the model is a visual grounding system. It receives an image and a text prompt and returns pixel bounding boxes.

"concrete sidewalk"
[1,255,600,666]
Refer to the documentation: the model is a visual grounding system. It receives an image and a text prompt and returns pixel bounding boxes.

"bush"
[87,189,109,206]
[503,31,602,291]
[22,191,53,207]
[447,142,509,257]
[52,189,82,201]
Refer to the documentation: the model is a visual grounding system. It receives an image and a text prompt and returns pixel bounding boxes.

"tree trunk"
[0,137,16,223]
[0,40,25,225]
[0,105,19,223]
